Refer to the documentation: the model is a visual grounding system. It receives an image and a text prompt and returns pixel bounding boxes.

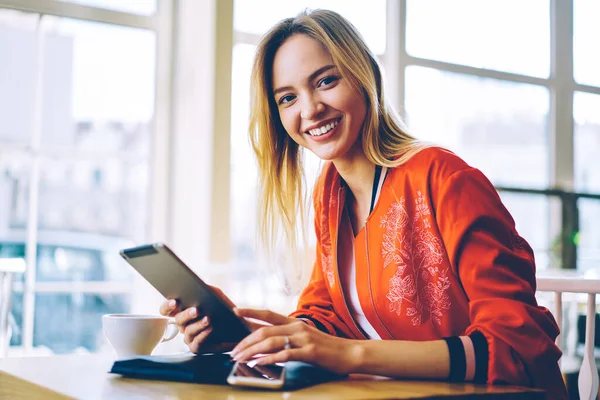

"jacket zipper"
[365,218,396,339]
[335,186,365,339]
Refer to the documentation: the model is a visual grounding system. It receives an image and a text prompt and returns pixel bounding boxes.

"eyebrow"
[272,64,337,97]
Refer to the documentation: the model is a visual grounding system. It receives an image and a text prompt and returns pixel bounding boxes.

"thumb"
[234,308,293,326]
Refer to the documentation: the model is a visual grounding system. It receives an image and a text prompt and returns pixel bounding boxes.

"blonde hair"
[249,9,428,286]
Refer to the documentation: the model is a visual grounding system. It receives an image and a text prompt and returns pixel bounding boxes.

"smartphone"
[119,243,252,344]
[227,361,286,389]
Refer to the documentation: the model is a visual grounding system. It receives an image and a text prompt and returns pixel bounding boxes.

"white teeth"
[308,120,338,136]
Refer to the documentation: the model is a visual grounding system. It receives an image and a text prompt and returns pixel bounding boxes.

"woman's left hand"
[230,308,362,375]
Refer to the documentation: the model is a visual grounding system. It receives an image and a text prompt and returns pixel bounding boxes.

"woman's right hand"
[159,286,236,354]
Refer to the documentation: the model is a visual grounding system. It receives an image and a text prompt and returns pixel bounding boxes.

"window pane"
[57,0,156,16]
[11,292,132,353]
[0,10,39,145]
[405,66,550,188]
[406,0,550,78]
[579,199,600,273]
[1,9,154,355]
[33,156,146,281]
[233,0,387,54]
[39,17,155,151]
[32,293,130,354]
[574,0,600,87]
[499,193,560,270]
[574,92,600,193]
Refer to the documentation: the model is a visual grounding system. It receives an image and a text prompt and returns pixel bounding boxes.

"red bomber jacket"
[289,147,567,399]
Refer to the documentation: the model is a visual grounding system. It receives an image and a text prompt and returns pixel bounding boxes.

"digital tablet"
[119,243,252,344]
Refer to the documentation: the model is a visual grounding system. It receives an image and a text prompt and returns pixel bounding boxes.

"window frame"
[385,0,600,191]
[385,0,600,269]
[0,0,174,353]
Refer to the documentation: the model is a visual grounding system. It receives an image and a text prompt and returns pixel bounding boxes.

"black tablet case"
[109,353,345,390]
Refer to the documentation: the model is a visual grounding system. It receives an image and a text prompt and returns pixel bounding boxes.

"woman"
[160,9,567,398]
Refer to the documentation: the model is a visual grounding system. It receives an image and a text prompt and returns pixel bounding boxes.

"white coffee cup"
[102,314,179,359]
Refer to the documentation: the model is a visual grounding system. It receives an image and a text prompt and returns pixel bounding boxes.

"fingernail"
[189,308,197,317]
[202,316,209,326]
[168,300,176,308]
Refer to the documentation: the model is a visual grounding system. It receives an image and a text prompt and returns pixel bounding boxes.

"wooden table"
[0,354,545,399]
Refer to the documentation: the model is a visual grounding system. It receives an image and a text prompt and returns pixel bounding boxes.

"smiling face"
[271,34,367,163]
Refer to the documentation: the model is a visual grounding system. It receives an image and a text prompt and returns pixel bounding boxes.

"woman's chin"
[305,144,343,162]
[303,134,362,163]
[310,146,360,163]
[310,151,340,162]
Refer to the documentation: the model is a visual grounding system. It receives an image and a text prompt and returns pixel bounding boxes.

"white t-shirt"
[337,167,387,340]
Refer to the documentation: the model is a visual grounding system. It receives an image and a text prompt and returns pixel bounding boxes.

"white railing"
[537,270,600,400]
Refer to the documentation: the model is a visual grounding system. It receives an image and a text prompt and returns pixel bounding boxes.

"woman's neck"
[333,143,375,205]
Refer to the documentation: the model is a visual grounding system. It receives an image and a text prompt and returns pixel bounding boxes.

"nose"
[300,94,325,120]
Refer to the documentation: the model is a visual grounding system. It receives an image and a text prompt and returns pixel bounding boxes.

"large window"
[399,0,600,271]
[405,0,550,78]
[0,2,160,355]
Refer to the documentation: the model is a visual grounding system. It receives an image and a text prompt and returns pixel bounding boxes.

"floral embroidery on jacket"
[381,190,450,326]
